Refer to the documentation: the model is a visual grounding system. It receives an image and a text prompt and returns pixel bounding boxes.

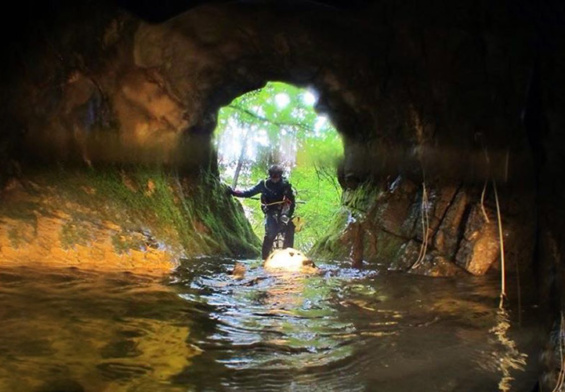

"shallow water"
[0,259,543,392]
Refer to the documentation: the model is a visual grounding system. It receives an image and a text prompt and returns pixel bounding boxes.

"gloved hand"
[226,186,235,196]
[280,214,290,225]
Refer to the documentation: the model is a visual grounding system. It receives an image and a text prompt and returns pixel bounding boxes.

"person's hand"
[280,214,289,225]
[225,186,234,196]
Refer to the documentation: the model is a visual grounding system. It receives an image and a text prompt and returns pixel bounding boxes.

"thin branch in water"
[411,181,430,270]
[478,135,506,304]
[480,179,491,223]
[493,178,506,303]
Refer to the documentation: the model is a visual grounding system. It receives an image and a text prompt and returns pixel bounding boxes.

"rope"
[493,178,507,304]
[410,181,430,270]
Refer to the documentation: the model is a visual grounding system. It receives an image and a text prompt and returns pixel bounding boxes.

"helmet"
[268,164,284,177]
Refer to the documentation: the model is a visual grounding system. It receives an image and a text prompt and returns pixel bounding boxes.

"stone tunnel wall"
[0,0,563,308]
[2,1,542,270]
[1,0,565,387]
[312,175,535,277]
[125,0,539,277]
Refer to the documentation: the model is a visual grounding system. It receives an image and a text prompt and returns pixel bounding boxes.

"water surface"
[0,259,542,391]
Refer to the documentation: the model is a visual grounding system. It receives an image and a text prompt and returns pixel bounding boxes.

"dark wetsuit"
[232,178,296,259]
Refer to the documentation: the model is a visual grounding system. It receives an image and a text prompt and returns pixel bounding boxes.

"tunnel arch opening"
[213,81,344,252]
[2,0,539,280]
[0,0,555,388]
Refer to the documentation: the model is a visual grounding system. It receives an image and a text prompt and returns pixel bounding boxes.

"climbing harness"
[253,199,305,206]
[262,200,287,207]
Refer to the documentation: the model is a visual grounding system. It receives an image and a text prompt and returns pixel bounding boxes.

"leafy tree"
[214,82,343,253]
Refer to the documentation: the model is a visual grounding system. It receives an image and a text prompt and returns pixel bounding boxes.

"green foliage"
[0,201,40,226]
[31,165,260,257]
[214,82,339,185]
[309,207,351,260]
[60,220,91,250]
[191,170,261,255]
[111,231,140,255]
[289,165,341,252]
[341,181,382,219]
[308,181,384,260]
[215,81,344,253]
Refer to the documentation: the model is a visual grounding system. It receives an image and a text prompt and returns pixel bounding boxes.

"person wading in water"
[228,164,296,259]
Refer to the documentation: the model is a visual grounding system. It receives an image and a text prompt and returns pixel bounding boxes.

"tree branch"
[228,104,314,133]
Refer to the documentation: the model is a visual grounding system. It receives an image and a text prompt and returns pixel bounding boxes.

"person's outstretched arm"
[229,180,264,198]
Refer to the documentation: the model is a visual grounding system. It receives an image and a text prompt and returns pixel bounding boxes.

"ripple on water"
[0,260,544,392]
[169,258,542,392]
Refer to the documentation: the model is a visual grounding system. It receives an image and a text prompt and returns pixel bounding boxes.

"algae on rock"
[0,166,260,272]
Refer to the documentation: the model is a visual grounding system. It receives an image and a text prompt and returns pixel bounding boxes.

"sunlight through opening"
[213,82,344,252]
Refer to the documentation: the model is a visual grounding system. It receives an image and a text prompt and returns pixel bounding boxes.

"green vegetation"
[309,181,384,260]
[0,200,40,226]
[61,219,91,250]
[308,207,350,260]
[7,227,24,248]
[341,181,382,218]
[25,165,260,257]
[214,82,344,253]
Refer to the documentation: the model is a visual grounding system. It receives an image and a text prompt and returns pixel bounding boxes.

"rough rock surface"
[0,172,259,273]
[0,1,563,386]
[0,0,542,279]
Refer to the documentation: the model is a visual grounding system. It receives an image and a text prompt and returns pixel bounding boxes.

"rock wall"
[1,1,542,273]
[1,1,564,387]
[312,176,535,277]
[0,168,260,273]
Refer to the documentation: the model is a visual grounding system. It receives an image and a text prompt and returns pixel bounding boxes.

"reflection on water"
[0,259,543,391]
[490,305,529,392]
[0,268,199,392]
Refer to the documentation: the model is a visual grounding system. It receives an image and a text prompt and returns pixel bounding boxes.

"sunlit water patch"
[0,260,543,391]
